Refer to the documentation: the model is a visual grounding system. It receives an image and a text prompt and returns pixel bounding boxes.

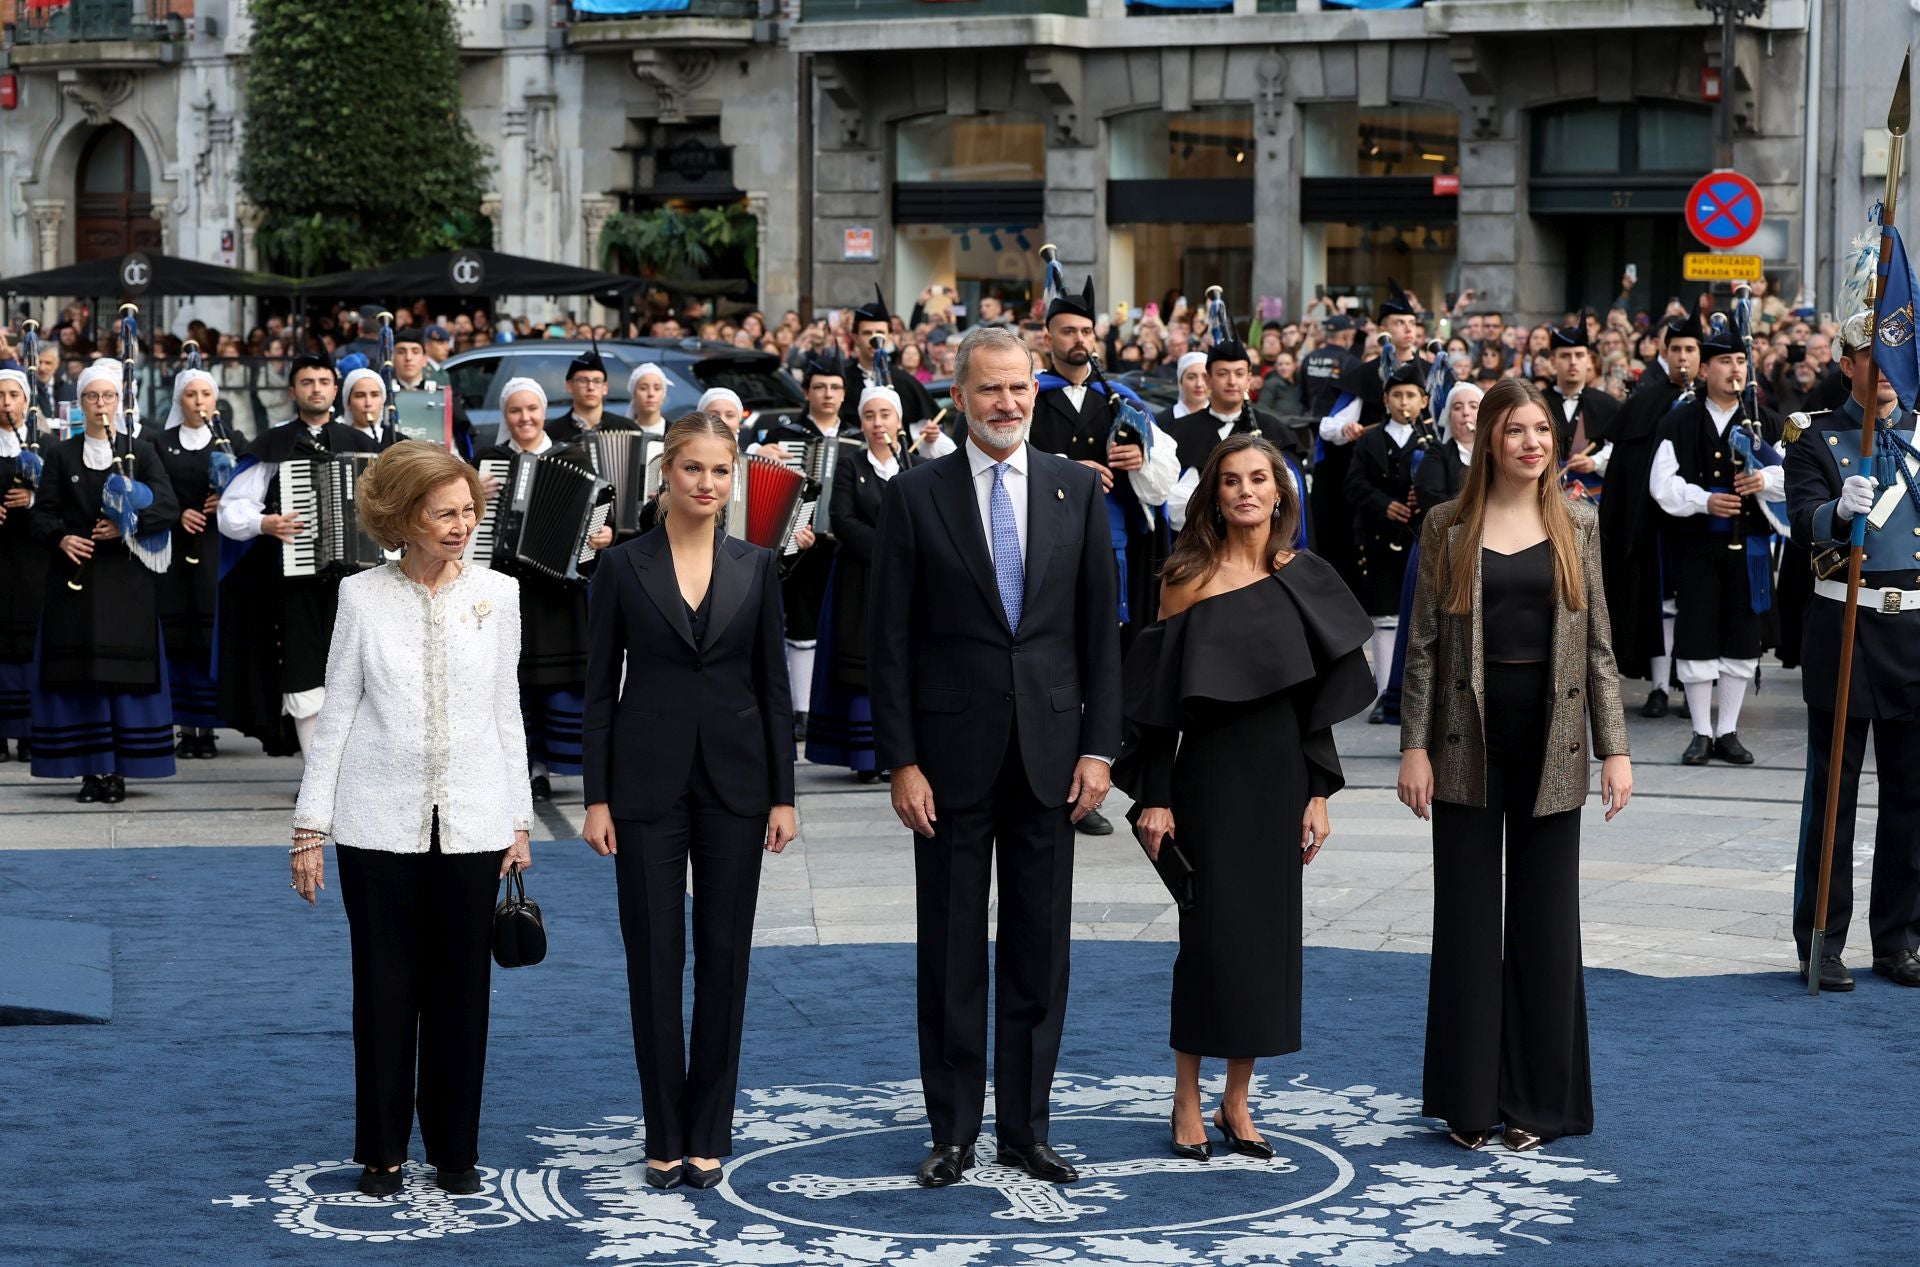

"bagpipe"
[72,303,171,590]
[8,320,45,489]
[1710,288,1786,615]
[179,338,238,566]
[376,312,403,450]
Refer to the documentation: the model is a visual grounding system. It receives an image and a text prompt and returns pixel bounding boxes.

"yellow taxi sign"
[1683,253,1763,281]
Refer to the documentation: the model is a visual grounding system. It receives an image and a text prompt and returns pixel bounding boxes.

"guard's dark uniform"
[1786,394,1920,977]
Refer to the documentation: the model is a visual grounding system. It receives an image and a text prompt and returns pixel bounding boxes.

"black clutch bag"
[1126,804,1197,911]
[492,866,547,968]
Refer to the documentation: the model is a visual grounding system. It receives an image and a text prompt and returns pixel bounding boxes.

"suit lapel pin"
[1056,488,1065,500]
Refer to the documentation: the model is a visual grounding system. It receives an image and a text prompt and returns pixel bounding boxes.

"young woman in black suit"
[581,410,798,1192]
[805,383,955,779]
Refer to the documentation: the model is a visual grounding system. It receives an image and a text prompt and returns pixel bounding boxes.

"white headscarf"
[496,375,548,445]
[76,360,131,432]
[628,362,666,400]
[165,369,218,430]
[858,382,902,418]
[1443,380,1484,447]
[697,386,743,415]
[0,370,28,450]
[1177,350,1209,380]
[340,368,387,428]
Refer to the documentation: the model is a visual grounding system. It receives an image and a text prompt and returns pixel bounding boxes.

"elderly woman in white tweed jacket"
[288,441,533,1200]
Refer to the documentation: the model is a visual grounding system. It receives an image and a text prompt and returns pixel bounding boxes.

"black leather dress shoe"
[1800,955,1855,991]
[1872,949,1920,986]
[435,1167,482,1195]
[1075,808,1114,837]
[75,776,101,804]
[175,734,196,759]
[530,774,552,802]
[685,1162,725,1190]
[357,1166,404,1197]
[643,1163,685,1190]
[102,774,126,804]
[1681,734,1713,766]
[197,734,220,760]
[1711,732,1755,765]
[998,1143,1078,1183]
[915,1143,973,1188]
[16,738,31,762]
[1212,1109,1275,1160]
[1640,688,1669,718]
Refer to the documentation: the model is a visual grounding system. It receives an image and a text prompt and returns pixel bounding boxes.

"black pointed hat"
[1045,274,1097,324]
[566,338,607,380]
[1700,326,1745,361]
[1662,314,1706,345]
[853,285,891,326]
[1386,360,1430,392]
[1547,324,1588,351]
[1377,278,1418,322]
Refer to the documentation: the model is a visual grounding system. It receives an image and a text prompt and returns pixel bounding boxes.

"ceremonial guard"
[473,378,611,801]
[1648,323,1783,765]
[1599,316,1702,717]
[217,352,381,756]
[155,364,248,758]
[548,343,637,444]
[1540,325,1620,500]
[29,355,180,802]
[1030,250,1180,669]
[1317,285,1426,601]
[0,368,49,762]
[839,287,938,430]
[1786,309,1920,990]
[1347,361,1435,720]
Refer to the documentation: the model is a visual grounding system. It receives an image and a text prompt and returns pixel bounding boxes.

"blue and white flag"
[1874,223,1920,412]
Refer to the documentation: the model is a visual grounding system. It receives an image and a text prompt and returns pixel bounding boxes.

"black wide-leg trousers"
[1794,707,1920,961]
[1424,662,1593,1142]
[336,819,505,1171]
[613,756,766,1162]
[914,729,1075,1150]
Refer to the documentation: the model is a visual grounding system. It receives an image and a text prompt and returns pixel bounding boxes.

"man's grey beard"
[967,414,1030,450]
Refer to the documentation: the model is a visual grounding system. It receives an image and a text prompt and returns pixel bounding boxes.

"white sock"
[293,713,319,756]
[1649,655,1672,693]
[1662,614,1676,655]
[1714,675,1749,737]
[529,760,550,780]
[1683,681,1714,737]
[786,642,816,714]
[1369,627,1396,695]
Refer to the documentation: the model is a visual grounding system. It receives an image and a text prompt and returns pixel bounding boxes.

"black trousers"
[614,751,766,1161]
[1794,707,1920,960]
[1671,536,1763,662]
[915,727,1074,1149]
[1425,661,1592,1141]
[335,816,505,1171]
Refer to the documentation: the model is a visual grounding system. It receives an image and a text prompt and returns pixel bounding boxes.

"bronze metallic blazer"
[1400,498,1629,816]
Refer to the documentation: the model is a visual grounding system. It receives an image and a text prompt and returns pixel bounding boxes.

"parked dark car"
[442,338,805,442]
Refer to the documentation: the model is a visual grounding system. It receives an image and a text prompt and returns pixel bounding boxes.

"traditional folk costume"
[1541,324,1621,501]
[1346,360,1438,718]
[0,375,49,758]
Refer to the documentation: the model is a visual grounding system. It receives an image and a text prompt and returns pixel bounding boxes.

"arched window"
[74,124,161,262]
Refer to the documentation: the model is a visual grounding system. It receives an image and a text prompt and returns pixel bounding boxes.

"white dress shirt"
[965,436,1028,564]
[1557,389,1614,476]
[865,447,900,481]
[509,432,555,457]
[217,423,329,542]
[1649,397,1786,517]
[1167,409,1299,531]
[170,423,212,451]
[294,562,534,852]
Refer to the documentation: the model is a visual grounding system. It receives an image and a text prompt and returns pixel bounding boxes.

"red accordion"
[728,453,807,553]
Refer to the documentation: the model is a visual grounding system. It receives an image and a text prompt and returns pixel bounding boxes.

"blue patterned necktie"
[990,461,1023,632]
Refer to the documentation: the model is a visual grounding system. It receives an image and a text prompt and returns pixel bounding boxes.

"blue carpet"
[0,844,1913,1266]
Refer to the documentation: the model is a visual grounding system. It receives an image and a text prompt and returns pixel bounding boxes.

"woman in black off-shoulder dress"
[1117,434,1375,1163]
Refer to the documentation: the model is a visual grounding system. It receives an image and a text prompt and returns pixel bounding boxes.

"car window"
[601,352,703,415]
[690,359,803,409]
[445,356,497,411]
[482,354,578,411]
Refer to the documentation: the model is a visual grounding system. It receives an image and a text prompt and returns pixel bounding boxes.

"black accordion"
[581,431,661,536]
[770,433,849,538]
[471,454,612,585]
[280,454,392,578]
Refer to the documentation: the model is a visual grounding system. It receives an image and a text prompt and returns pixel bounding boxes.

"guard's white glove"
[1836,474,1878,521]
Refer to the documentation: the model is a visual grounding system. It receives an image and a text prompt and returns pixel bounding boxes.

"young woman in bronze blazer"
[1398,378,1632,1154]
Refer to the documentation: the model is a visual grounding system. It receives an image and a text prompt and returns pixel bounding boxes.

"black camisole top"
[1481,540,1553,662]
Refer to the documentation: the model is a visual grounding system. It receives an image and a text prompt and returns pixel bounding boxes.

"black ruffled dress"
[1115,552,1376,1057]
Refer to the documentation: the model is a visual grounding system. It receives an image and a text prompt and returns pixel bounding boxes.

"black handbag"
[1126,803,1197,911]
[492,866,547,968]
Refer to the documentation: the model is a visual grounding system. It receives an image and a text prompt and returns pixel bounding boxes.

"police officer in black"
[1300,314,1361,419]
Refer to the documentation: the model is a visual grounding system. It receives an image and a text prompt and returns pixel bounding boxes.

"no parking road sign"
[1685,171,1764,250]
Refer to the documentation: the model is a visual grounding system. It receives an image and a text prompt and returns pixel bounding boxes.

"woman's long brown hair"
[1440,378,1586,615]
[1160,434,1300,588]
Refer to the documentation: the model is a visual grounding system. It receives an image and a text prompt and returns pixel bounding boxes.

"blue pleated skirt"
[167,648,220,730]
[803,568,876,774]
[522,686,585,777]
[30,655,177,780]
[0,656,30,741]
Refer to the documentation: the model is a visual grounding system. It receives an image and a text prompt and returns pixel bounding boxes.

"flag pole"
[1808,49,1910,995]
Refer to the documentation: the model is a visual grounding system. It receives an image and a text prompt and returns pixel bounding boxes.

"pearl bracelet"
[290,840,325,856]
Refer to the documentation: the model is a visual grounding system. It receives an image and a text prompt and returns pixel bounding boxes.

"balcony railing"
[5,0,190,45]
[570,0,759,19]
[800,0,1085,20]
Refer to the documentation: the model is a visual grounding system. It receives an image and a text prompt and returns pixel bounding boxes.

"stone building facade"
[0,1,1891,330]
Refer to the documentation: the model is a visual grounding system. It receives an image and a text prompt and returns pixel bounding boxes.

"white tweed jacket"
[294,561,534,853]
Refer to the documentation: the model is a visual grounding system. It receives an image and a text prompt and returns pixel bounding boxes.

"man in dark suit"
[870,324,1121,1190]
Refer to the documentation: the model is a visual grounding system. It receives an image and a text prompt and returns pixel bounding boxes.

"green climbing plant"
[600,205,758,283]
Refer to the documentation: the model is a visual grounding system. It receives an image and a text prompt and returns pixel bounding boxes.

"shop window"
[895,113,1046,183]
[1109,107,1254,181]
[1303,104,1458,178]
[1300,222,1459,326]
[1108,223,1254,326]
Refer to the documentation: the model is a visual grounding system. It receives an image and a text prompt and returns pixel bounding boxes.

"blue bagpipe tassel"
[15,447,43,485]
[208,447,237,493]
[104,468,172,574]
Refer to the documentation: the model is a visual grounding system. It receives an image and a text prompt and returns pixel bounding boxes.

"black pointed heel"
[685,1162,724,1190]
[1169,1112,1211,1161]
[1212,1109,1275,1160]
[643,1162,685,1189]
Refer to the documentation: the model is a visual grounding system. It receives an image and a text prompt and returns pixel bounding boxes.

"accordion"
[581,430,661,536]
[726,453,808,554]
[281,454,392,578]
[771,434,845,537]
[470,453,612,585]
